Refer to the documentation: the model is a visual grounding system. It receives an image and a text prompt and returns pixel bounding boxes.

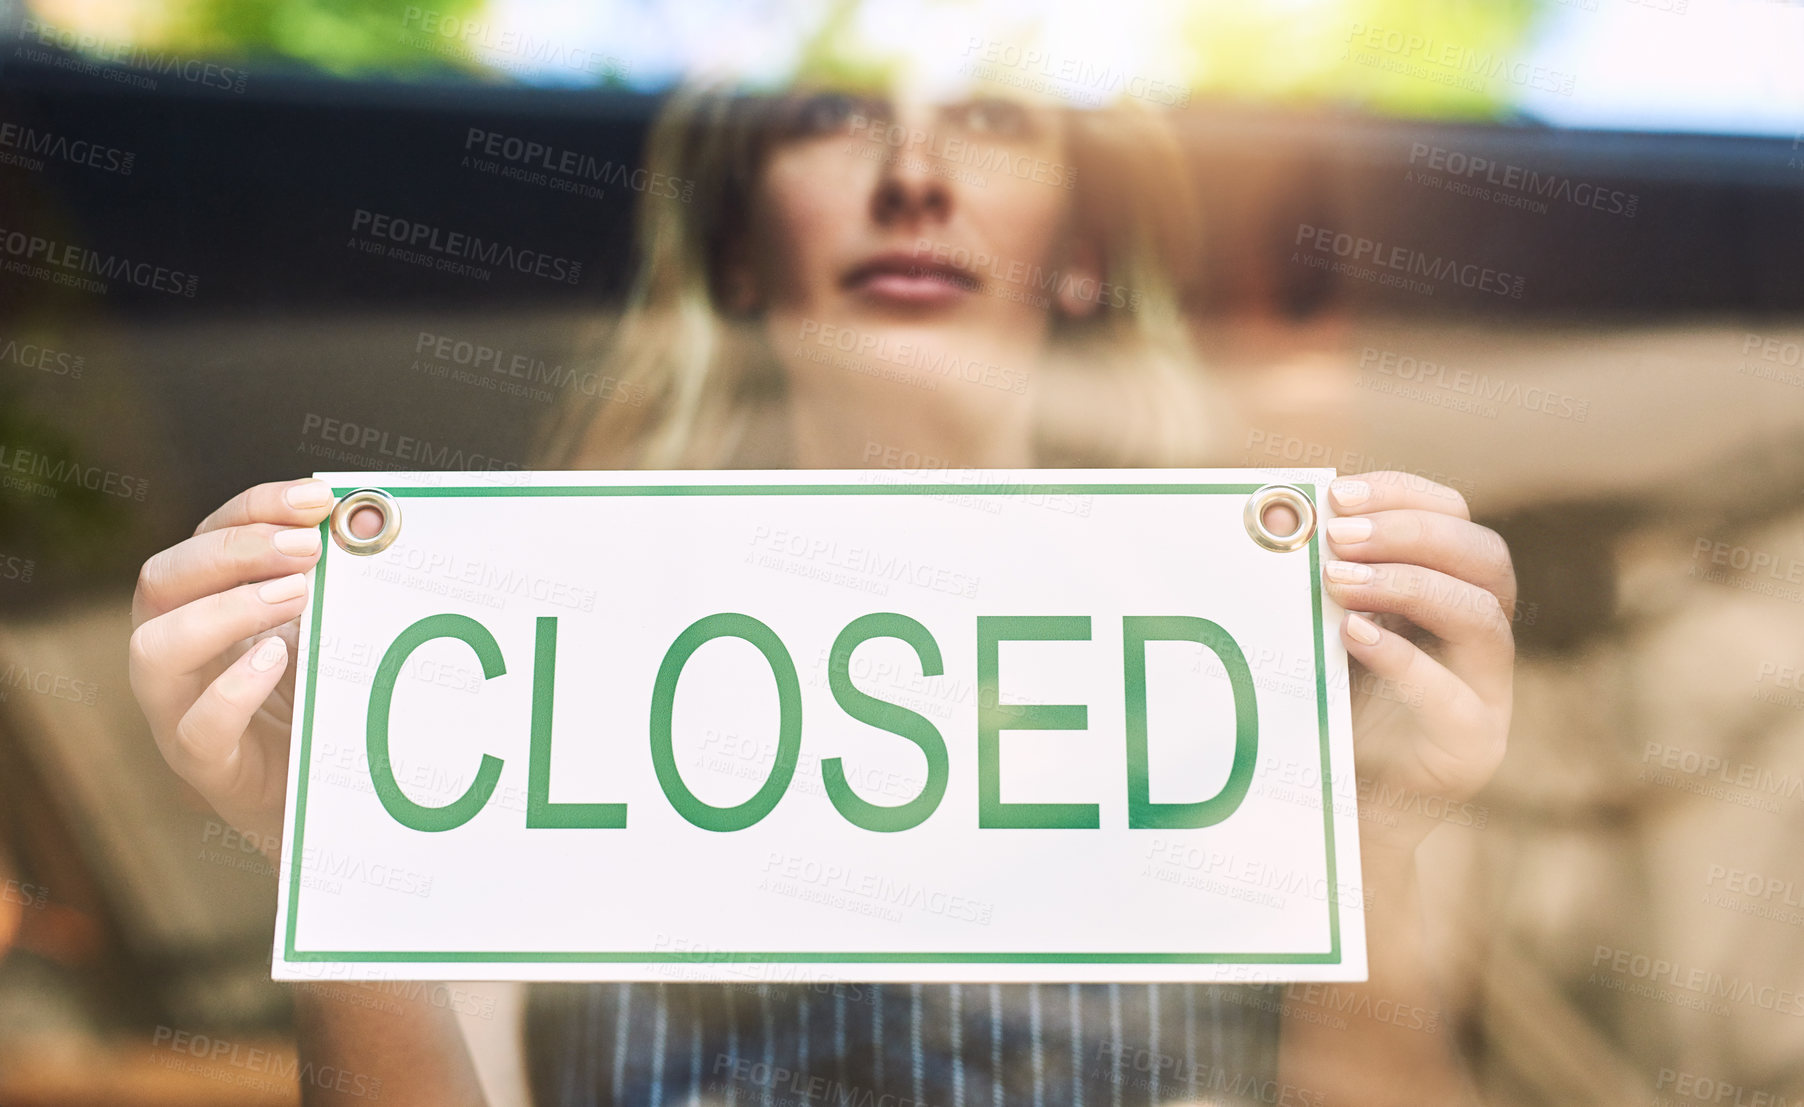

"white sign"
[273,469,1365,983]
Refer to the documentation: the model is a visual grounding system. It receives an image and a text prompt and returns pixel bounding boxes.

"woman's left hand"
[1319,470,1515,861]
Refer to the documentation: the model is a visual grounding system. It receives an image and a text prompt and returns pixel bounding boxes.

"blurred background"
[1,0,1802,1103]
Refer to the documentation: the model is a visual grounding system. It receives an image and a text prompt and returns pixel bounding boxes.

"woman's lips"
[842,256,979,305]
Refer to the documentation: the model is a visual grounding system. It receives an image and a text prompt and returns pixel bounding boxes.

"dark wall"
[2,51,1802,324]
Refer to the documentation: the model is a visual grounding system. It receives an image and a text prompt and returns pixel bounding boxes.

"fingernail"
[1325,517,1372,545]
[1331,479,1370,508]
[258,572,309,604]
[250,636,287,671]
[272,526,321,556]
[1325,560,1373,585]
[1346,612,1382,646]
[285,480,333,509]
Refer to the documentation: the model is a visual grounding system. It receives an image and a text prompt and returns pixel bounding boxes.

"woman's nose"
[871,162,952,225]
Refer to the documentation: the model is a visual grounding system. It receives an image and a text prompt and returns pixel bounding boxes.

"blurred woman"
[129,59,1514,1107]
[533,70,1230,484]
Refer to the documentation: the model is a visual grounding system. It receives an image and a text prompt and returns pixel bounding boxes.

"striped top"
[525,982,1281,1106]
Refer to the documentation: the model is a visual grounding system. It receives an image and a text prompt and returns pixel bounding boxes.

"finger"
[134,521,324,624]
[165,635,290,793]
[1322,510,1515,615]
[1323,560,1514,704]
[193,478,336,538]
[130,573,311,699]
[1341,613,1506,797]
[1329,471,1469,521]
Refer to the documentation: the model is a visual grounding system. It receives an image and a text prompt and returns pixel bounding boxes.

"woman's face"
[742,85,1084,456]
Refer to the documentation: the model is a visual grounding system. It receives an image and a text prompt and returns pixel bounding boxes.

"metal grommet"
[328,488,402,556]
[1244,483,1317,553]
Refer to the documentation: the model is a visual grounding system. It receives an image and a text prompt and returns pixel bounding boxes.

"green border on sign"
[287,482,1342,965]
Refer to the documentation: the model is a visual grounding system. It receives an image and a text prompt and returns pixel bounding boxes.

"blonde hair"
[530,85,1216,471]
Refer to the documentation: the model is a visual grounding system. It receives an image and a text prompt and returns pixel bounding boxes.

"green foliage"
[167,0,489,76]
[0,377,125,574]
[37,0,1559,119]
[1179,0,1546,118]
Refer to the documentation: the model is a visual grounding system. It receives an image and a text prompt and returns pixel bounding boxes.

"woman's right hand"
[128,477,338,859]
[130,478,499,1104]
